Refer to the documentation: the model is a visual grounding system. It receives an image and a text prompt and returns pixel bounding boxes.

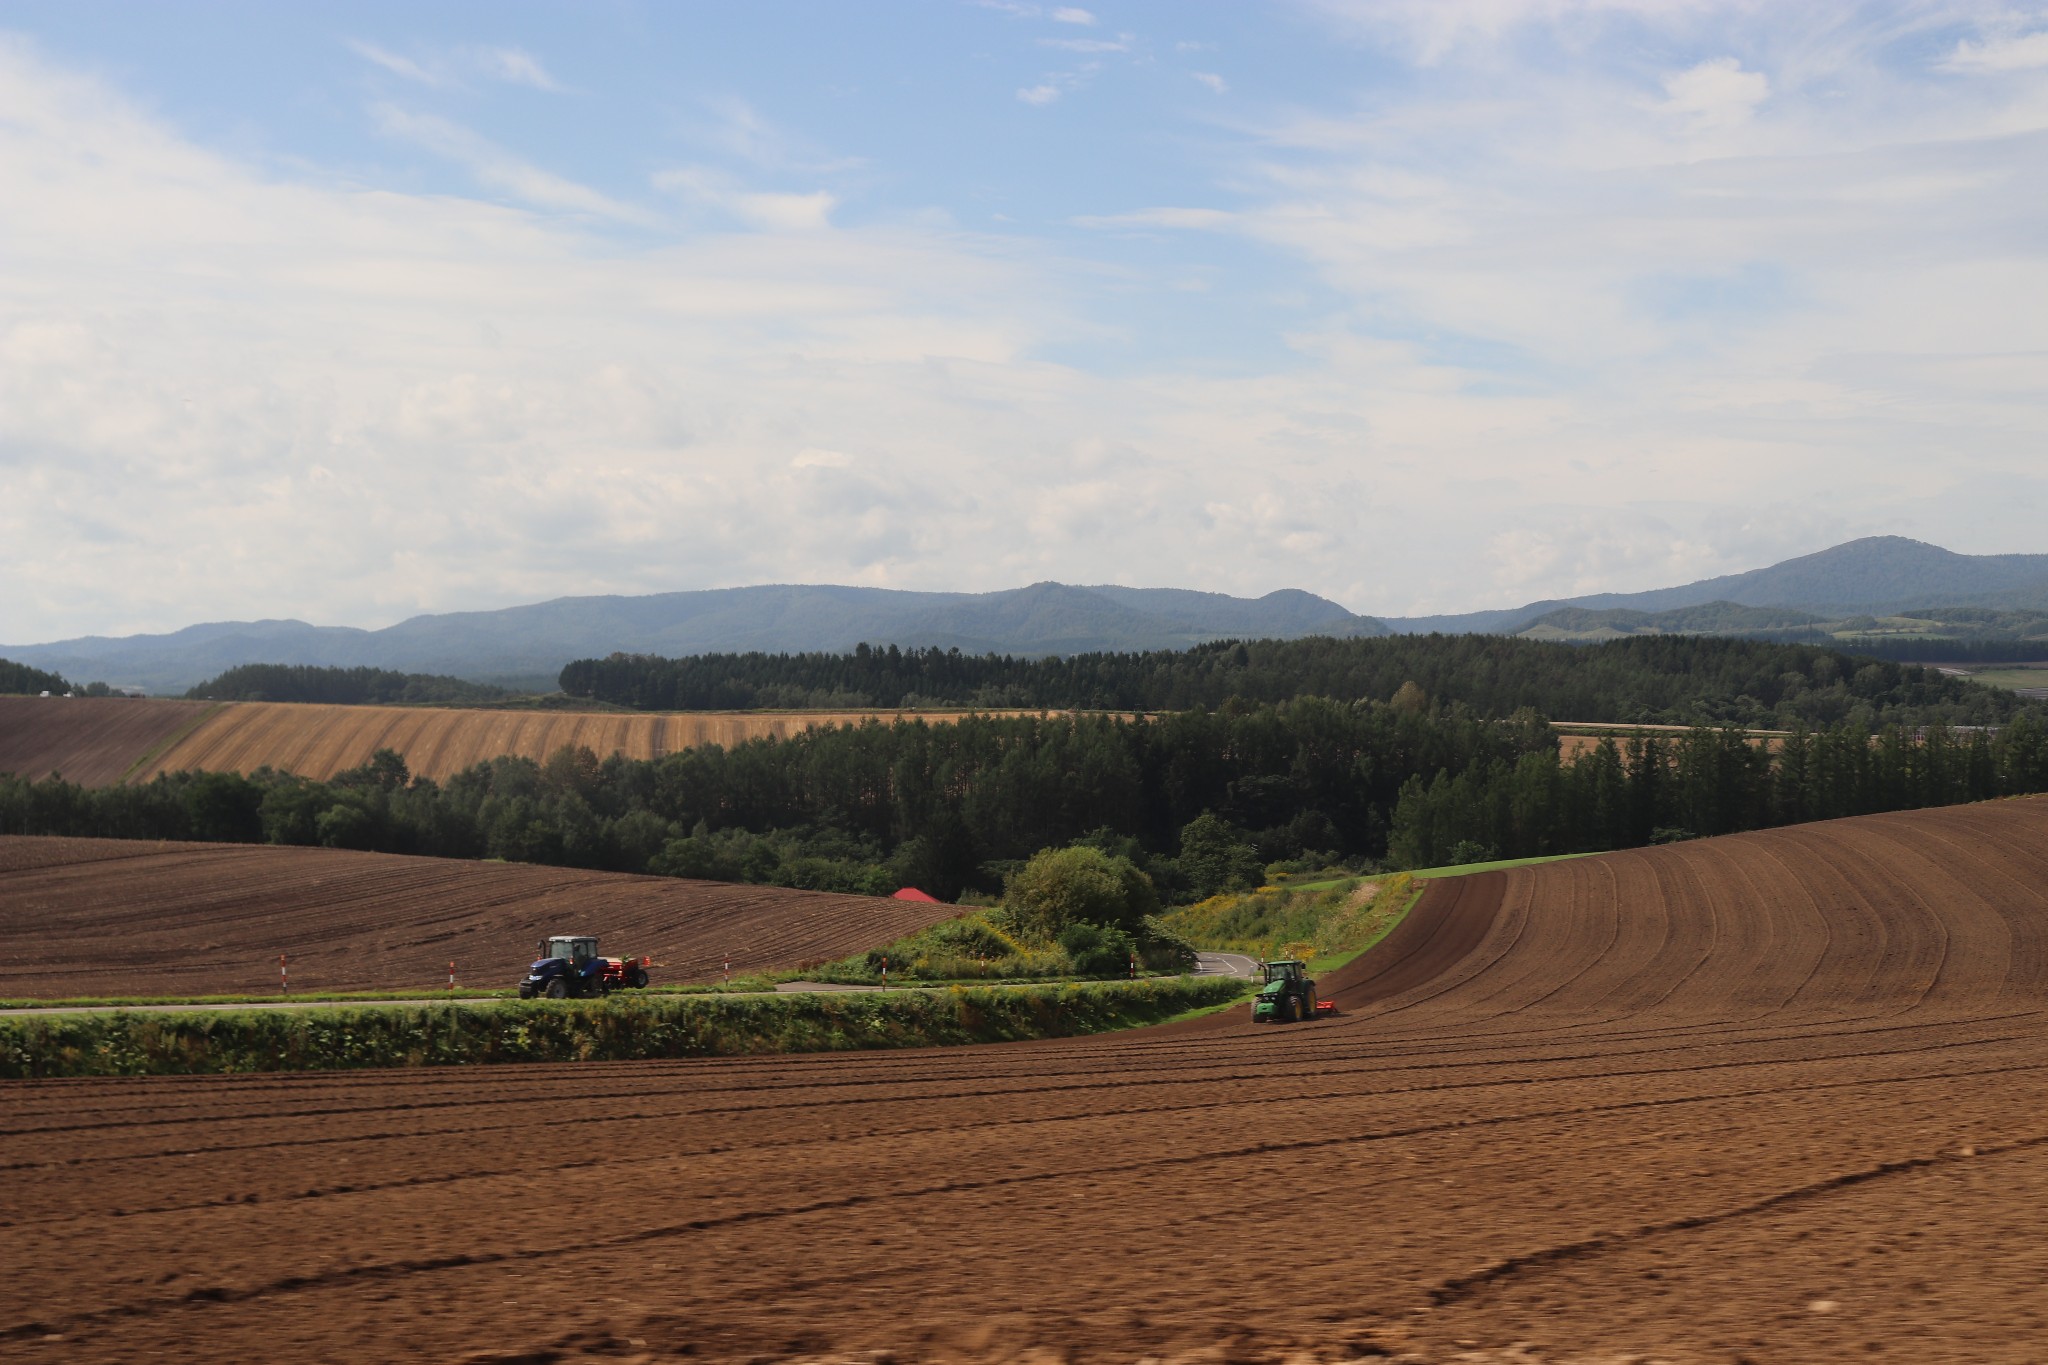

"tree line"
[1825,637,2048,664]
[6,699,2045,902]
[185,664,511,706]
[559,634,2040,731]
[0,659,72,696]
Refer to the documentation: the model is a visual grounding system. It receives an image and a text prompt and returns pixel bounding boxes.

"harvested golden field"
[0,698,1048,786]
[1555,720,1784,763]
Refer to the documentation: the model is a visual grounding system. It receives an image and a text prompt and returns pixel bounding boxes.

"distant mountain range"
[6,536,2047,694]
[1383,537,2048,635]
[0,583,1388,693]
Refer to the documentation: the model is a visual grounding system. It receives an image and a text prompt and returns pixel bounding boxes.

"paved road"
[1193,950,1260,979]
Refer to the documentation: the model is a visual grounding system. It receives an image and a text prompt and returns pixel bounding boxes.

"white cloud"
[345,39,446,87]
[1016,62,1101,107]
[654,166,838,231]
[1074,206,1235,230]
[1191,70,1228,94]
[372,105,650,222]
[1296,0,1725,65]
[6,11,2048,643]
[1658,57,1769,130]
[468,45,565,92]
[1043,36,1129,52]
[1942,29,2048,72]
[792,447,854,469]
[1052,7,1098,24]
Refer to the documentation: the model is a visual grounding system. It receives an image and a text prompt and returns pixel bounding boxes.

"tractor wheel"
[544,979,568,1000]
[628,966,649,989]
[1280,995,1300,1024]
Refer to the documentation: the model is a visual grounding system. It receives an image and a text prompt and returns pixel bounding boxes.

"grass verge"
[0,976,1253,1077]
[1408,851,1600,879]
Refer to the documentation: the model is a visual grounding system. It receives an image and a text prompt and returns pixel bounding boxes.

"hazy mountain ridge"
[1,583,1389,693]
[9,536,2048,695]
[1383,537,2048,634]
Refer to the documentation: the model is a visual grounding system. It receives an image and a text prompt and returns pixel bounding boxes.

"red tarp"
[891,887,942,902]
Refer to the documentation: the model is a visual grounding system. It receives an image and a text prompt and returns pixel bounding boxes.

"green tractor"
[1251,959,1336,1023]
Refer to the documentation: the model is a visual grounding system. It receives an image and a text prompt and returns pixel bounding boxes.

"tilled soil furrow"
[9,798,2048,1363]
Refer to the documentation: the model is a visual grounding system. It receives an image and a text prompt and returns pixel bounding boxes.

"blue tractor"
[518,934,651,999]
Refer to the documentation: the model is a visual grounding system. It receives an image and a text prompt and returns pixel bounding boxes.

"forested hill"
[560,635,2037,731]
[185,664,510,706]
[0,658,71,696]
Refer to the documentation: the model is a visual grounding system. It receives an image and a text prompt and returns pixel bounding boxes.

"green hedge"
[0,976,1250,1078]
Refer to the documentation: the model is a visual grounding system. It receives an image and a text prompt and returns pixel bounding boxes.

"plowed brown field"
[8,798,2048,1363]
[0,695,217,786]
[0,838,955,997]
[0,697,1066,786]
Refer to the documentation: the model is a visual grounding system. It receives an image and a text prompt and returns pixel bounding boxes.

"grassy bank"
[0,975,1251,1078]
[1161,872,1415,964]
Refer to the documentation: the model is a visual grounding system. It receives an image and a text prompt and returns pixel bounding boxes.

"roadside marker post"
[724,954,730,987]
[279,952,288,995]
[1129,949,1137,980]
[448,961,456,992]
[882,954,888,987]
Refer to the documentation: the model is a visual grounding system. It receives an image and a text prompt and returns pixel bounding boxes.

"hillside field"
[0,837,957,997]
[0,695,1052,786]
[0,696,215,786]
[2,697,1813,791]
[6,797,2048,1361]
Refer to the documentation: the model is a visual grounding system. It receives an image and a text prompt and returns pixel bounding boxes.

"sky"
[2,0,2046,642]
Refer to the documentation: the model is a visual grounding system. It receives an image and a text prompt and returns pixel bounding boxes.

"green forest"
[0,658,72,696]
[6,699,2045,902]
[186,664,510,706]
[559,634,2040,729]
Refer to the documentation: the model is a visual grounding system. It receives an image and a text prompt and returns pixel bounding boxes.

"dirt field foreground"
[8,797,2048,1363]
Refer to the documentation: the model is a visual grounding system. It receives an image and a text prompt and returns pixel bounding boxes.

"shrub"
[1003,846,1158,939]
[1057,921,1137,977]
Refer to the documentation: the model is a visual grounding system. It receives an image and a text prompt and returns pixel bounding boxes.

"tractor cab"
[541,935,600,967]
[1252,958,1334,1024]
